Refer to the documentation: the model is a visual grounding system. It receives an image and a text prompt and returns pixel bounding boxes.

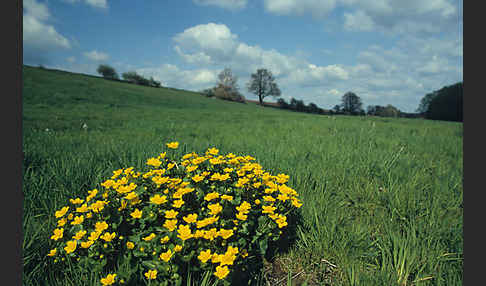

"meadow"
[22,65,463,285]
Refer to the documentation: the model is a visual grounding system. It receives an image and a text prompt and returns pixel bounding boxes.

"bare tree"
[247,68,281,106]
[217,67,239,93]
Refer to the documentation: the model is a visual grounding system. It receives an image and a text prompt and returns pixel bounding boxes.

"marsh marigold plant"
[46,142,302,285]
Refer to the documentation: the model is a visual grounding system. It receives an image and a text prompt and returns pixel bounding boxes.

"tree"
[218,68,239,93]
[416,91,438,114]
[213,68,245,102]
[97,64,119,80]
[247,68,281,106]
[426,82,463,122]
[340,92,363,114]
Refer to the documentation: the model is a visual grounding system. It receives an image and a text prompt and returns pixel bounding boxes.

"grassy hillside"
[22,65,463,285]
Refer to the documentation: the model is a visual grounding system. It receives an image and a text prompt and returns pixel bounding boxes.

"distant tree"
[218,68,239,94]
[416,91,438,114]
[277,98,289,109]
[121,71,152,86]
[333,105,341,113]
[212,68,244,102]
[426,82,463,122]
[200,88,215,97]
[247,68,281,106]
[340,92,363,114]
[367,105,377,115]
[149,77,161,88]
[307,102,320,114]
[97,64,119,80]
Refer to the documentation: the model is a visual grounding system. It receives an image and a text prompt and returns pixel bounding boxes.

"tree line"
[96,64,462,122]
[97,64,161,88]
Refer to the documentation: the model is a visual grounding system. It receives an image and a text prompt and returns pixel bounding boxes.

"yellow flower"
[145,269,158,280]
[150,194,167,205]
[262,205,276,214]
[146,157,162,167]
[81,240,94,248]
[174,245,182,252]
[165,209,178,219]
[143,233,156,241]
[90,200,107,213]
[124,192,138,200]
[166,142,179,149]
[51,228,64,241]
[64,240,77,254]
[126,241,135,249]
[236,212,247,221]
[254,199,261,205]
[57,218,67,227]
[177,224,193,241]
[111,169,123,179]
[47,248,57,257]
[206,147,219,156]
[118,200,128,211]
[219,252,237,266]
[95,221,109,232]
[218,229,234,239]
[172,199,185,208]
[69,198,84,204]
[76,203,89,213]
[227,246,239,256]
[159,249,173,262]
[223,167,234,173]
[277,193,290,202]
[88,231,101,241]
[221,195,233,201]
[73,230,87,240]
[100,273,117,286]
[160,236,170,244]
[291,197,303,208]
[186,165,198,172]
[203,228,218,241]
[163,219,178,231]
[208,203,223,215]
[214,265,230,280]
[55,206,69,218]
[71,215,84,225]
[191,174,205,183]
[101,232,116,242]
[204,192,220,201]
[263,195,276,202]
[101,179,115,189]
[86,189,98,202]
[198,249,212,263]
[130,208,143,219]
[183,213,198,224]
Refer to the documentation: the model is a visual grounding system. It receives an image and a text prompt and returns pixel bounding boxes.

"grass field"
[22,65,463,285]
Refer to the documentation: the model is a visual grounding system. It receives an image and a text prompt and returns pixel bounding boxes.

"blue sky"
[23,0,463,112]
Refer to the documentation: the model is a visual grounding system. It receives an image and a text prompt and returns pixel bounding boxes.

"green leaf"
[259,239,268,255]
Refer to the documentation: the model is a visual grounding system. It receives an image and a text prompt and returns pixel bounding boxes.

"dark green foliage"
[340,92,363,115]
[425,82,463,122]
[97,64,119,80]
[121,71,161,88]
[367,104,400,117]
[247,69,281,105]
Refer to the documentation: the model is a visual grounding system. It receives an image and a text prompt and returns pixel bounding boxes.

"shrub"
[97,65,119,80]
[45,142,303,285]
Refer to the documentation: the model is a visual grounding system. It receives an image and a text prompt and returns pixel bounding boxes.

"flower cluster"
[46,142,302,285]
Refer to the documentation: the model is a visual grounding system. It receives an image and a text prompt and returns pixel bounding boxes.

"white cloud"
[136,65,218,91]
[193,0,247,11]
[85,0,108,9]
[343,10,375,31]
[264,0,337,18]
[83,50,109,61]
[66,56,76,63]
[23,0,71,64]
[62,0,108,9]
[264,0,459,36]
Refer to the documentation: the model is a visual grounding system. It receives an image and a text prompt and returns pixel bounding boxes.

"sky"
[23,0,463,113]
